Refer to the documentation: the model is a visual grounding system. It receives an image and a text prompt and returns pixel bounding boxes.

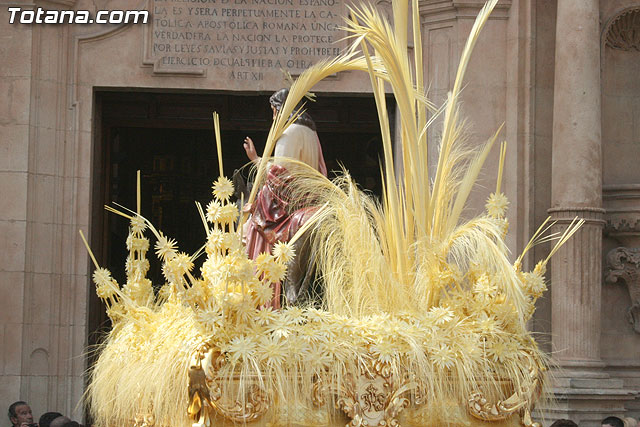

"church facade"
[0,0,638,425]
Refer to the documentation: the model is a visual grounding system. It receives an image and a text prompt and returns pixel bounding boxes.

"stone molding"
[603,184,640,237]
[605,247,640,334]
[419,0,512,23]
[547,207,606,213]
[6,1,77,8]
[547,207,606,226]
[69,0,149,102]
[35,0,77,7]
[69,0,147,44]
[139,0,207,77]
[606,217,640,235]
[604,7,640,52]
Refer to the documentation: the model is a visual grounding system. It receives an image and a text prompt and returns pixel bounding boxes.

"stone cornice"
[603,184,640,235]
[547,207,606,226]
[547,207,606,214]
[419,0,512,23]
[34,0,77,7]
[603,183,640,199]
[605,217,640,235]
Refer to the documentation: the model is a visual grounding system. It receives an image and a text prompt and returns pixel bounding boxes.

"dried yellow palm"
[83,1,587,426]
[280,0,529,320]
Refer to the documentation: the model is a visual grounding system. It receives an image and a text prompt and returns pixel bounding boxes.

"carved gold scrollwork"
[188,341,269,426]
[329,355,416,427]
[411,377,427,407]
[132,413,155,427]
[188,342,216,427]
[190,342,543,426]
[467,391,527,421]
[312,374,328,407]
[466,356,544,427]
[521,410,542,427]
[384,382,413,427]
[362,383,386,412]
[209,384,269,423]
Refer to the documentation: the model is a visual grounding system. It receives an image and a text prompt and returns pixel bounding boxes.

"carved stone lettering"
[605,247,640,333]
[150,0,348,80]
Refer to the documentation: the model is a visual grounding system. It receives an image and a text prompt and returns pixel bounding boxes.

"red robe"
[244,129,326,308]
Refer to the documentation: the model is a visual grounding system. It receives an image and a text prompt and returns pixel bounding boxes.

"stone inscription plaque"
[151,0,349,82]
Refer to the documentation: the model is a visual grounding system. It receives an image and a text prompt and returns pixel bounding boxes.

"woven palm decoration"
[84,1,581,426]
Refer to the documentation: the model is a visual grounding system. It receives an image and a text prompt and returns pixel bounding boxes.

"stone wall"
[0,1,88,421]
[601,1,640,419]
[0,0,33,414]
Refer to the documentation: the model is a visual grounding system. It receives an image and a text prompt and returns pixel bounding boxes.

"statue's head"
[268,88,316,131]
[269,88,289,112]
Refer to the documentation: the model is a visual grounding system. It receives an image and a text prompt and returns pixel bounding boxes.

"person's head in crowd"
[550,419,578,427]
[602,416,625,427]
[38,412,62,427]
[60,422,81,427]
[39,413,71,427]
[50,416,72,427]
[8,401,35,427]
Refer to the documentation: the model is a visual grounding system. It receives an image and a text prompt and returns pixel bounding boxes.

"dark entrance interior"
[89,90,394,341]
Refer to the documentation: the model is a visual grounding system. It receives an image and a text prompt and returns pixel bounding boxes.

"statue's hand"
[243,137,259,163]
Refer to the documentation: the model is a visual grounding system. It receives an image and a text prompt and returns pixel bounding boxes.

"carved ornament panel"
[605,8,640,51]
[605,247,640,333]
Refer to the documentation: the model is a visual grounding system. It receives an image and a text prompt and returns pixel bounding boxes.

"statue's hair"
[269,88,316,131]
